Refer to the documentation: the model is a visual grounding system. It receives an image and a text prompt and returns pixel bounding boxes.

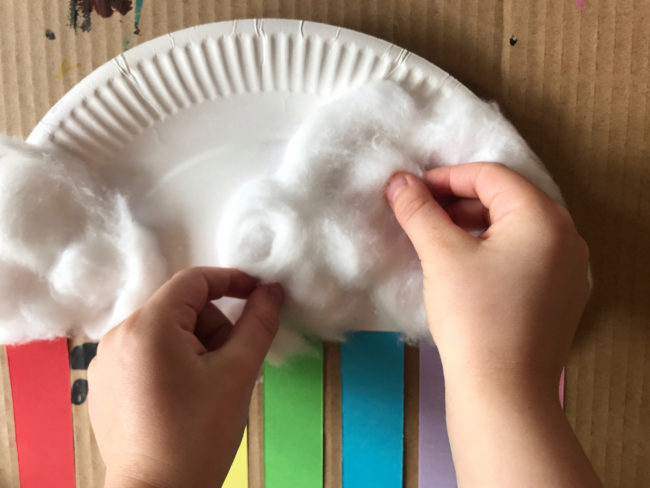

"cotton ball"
[0,137,167,345]
[370,244,429,344]
[319,218,366,286]
[95,195,168,338]
[216,79,565,360]
[266,327,320,366]
[49,233,123,312]
[217,179,307,280]
[0,148,89,272]
[276,81,418,193]
[315,145,422,284]
[0,262,37,320]
[0,265,70,344]
[412,90,564,202]
[281,269,359,339]
[16,283,75,341]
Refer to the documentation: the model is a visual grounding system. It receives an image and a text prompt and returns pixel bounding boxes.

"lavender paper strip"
[419,342,457,487]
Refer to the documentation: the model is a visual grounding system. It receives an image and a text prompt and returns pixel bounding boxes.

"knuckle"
[551,202,575,227]
[109,312,146,347]
[539,202,576,237]
[172,267,198,282]
[478,161,510,180]
[484,161,509,171]
[396,191,431,226]
[254,308,279,338]
[249,297,280,339]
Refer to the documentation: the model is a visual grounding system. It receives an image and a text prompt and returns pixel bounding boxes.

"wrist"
[103,454,227,488]
[441,359,561,409]
[104,470,167,488]
[104,458,188,488]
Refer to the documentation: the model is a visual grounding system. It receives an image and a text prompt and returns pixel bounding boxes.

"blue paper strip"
[341,332,404,488]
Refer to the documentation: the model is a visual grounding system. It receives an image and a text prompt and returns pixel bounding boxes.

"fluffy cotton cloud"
[0,136,166,344]
[217,81,563,358]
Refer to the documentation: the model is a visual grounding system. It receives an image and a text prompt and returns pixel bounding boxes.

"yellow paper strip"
[222,428,248,488]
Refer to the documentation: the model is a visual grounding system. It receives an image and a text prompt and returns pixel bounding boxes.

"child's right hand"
[386,162,590,394]
[386,163,601,488]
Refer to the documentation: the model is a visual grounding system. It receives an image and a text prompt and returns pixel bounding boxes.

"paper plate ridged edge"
[28,19,464,162]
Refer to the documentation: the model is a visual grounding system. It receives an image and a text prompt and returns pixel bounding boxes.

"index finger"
[424,163,554,224]
[145,267,258,330]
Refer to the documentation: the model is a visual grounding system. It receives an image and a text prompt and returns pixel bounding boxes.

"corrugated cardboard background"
[0,1,648,487]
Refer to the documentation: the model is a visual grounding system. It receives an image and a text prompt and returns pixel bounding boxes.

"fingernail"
[385,174,408,203]
[266,283,284,305]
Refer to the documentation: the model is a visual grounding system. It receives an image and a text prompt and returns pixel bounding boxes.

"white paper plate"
[28,19,467,274]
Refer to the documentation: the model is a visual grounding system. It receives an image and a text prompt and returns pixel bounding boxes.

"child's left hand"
[88,267,283,488]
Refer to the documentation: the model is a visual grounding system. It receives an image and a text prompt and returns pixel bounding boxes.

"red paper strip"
[6,338,76,488]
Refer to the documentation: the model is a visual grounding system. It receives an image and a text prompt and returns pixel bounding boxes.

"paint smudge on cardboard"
[509,35,517,46]
[68,0,134,32]
[134,0,144,34]
[69,343,98,370]
[45,29,56,40]
[71,379,88,405]
[575,0,585,10]
[55,59,82,79]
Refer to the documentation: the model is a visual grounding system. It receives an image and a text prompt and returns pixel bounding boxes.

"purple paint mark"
[576,0,585,10]
[419,343,457,488]
[68,0,133,32]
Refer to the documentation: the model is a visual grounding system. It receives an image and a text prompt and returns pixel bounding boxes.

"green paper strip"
[264,344,324,488]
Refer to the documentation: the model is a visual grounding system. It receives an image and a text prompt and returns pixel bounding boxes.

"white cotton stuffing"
[217,80,564,358]
[0,136,166,344]
[0,79,563,357]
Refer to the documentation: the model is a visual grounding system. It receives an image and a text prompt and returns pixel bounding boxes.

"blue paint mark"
[134,0,144,34]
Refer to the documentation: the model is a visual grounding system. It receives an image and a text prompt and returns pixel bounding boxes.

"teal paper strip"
[341,332,405,487]
[264,344,323,488]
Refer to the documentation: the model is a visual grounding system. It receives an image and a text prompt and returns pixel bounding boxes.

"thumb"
[220,284,284,372]
[385,172,466,257]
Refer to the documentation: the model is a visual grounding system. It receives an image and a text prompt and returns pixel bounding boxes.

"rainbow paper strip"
[418,343,566,488]
[222,428,248,488]
[263,345,323,488]
[418,342,457,487]
[341,332,404,488]
[6,338,75,488]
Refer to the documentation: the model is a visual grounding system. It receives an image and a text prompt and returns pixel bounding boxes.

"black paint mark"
[45,29,56,40]
[69,0,79,30]
[70,342,98,370]
[509,35,518,46]
[81,5,92,32]
[71,379,89,405]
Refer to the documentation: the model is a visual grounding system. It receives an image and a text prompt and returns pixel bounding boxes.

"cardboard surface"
[0,1,649,487]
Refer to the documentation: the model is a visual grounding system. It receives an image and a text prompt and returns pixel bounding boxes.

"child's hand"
[387,163,601,487]
[386,162,590,391]
[88,267,283,488]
